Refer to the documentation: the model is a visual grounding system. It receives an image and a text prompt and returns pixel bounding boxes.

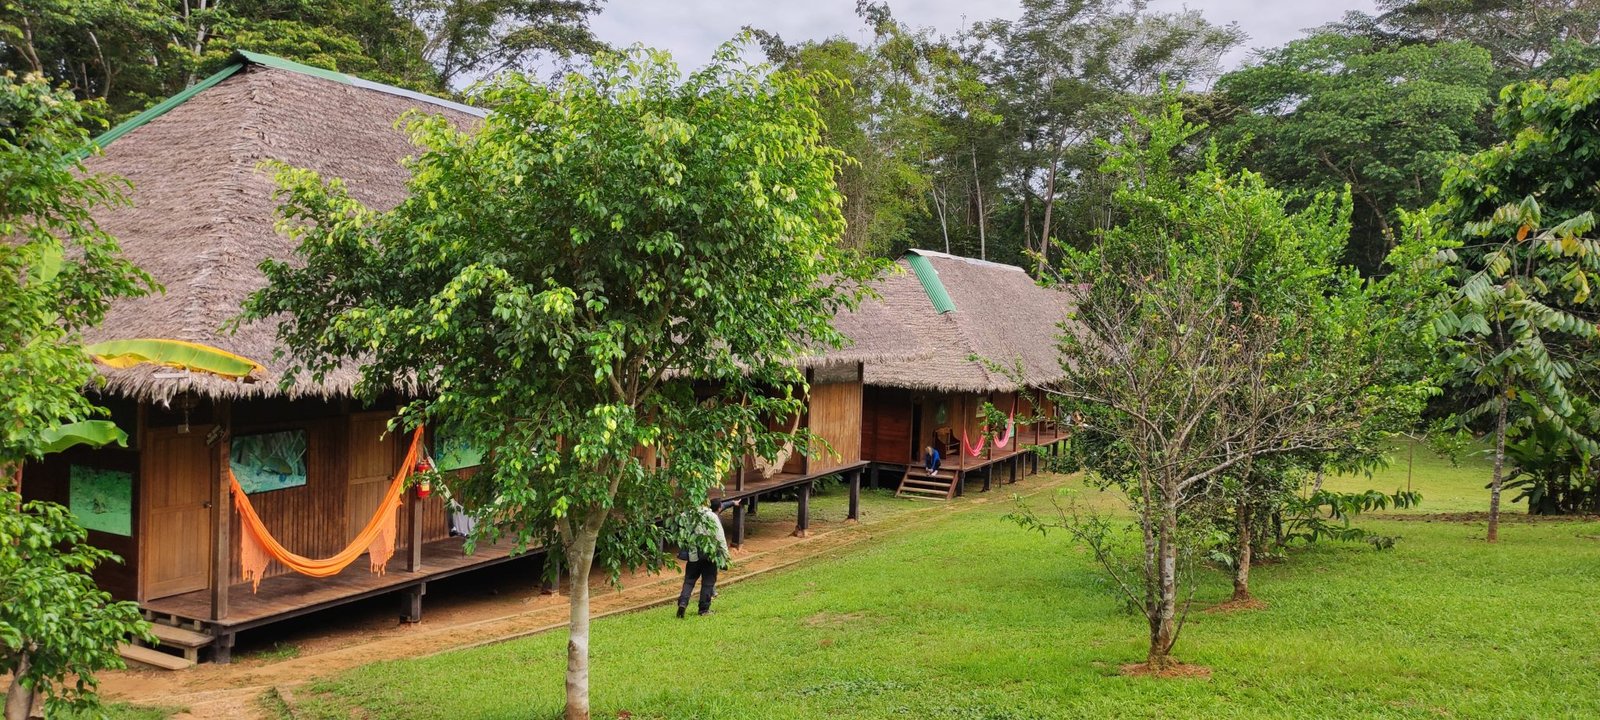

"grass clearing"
[279,458,1600,719]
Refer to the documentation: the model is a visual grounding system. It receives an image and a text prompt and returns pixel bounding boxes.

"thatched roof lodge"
[857,250,1076,499]
[25,51,924,666]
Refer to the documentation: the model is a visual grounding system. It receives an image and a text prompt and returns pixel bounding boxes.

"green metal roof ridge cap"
[905,252,957,314]
[90,62,244,150]
[234,50,355,85]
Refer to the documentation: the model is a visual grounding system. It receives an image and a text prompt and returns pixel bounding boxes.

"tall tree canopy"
[244,44,880,719]
[1218,33,1494,273]
[0,0,607,121]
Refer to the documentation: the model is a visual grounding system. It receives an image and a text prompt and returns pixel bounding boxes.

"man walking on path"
[677,498,737,617]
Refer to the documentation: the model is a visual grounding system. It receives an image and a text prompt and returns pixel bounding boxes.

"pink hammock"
[993,411,1016,449]
[962,426,987,456]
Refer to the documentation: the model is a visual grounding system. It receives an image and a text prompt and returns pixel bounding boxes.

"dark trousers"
[678,559,718,612]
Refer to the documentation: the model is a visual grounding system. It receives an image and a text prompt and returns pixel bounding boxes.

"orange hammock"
[231,427,425,592]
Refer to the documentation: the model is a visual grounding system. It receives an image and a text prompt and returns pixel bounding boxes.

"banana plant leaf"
[39,420,129,454]
[85,339,265,381]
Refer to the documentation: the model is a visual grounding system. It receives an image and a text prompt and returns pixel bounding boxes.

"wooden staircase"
[121,619,213,670]
[897,468,957,500]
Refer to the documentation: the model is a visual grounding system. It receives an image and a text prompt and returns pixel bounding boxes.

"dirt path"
[101,475,1070,719]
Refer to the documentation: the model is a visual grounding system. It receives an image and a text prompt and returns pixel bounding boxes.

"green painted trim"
[906,253,957,314]
[91,63,245,150]
[235,50,354,86]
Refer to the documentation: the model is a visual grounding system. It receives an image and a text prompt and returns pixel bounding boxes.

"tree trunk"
[1038,141,1063,277]
[1311,467,1324,494]
[6,653,33,720]
[563,531,599,720]
[1488,392,1508,543]
[971,149,986,260]
[1147,503,1178,668]
[1231,498,1252,602]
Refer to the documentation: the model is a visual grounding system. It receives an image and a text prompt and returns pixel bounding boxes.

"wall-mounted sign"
[436,427,485,471]
[70,465,132,536]
[231,429,309,493]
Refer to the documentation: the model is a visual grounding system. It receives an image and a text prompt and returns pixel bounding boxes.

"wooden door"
[347,413,398,543]
[141,428,213,600]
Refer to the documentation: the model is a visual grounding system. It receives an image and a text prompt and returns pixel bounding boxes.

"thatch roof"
[81,52,927,401]
[799,266,943,371]
[82,53,486,403]
[863,250,1076,393]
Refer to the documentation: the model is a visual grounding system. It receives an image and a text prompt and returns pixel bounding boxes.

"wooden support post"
[212,631,235,665]
[955,471,965,498]
[982,466,991,492]
[748,495,758,516]
[400,582,427,623]
[794,483,810,537]
[732,502,745,548]
[869,464,880,490]
[848,469,861,521]
[210,401,232,623]
[407,490,423,572]
[1010,457,1018,484]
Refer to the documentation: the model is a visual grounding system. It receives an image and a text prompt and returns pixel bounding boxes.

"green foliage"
[1218,33,1493,273]
[0,72,154,464]
[0,0,452,117]
[396,0,606,88]
[0,492,152,717]
[1279,488,1422,548]
[245,42,881,712]
[1403,70,1600,522]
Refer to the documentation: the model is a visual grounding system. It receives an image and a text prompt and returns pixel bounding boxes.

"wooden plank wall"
[19,395,143,600]
[223,399,452,584]
[860,385,912,463]
[807,380,862,472]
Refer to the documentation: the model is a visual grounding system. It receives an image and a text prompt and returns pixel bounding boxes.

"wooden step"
[119,643,193,671]
[149,623,213,649]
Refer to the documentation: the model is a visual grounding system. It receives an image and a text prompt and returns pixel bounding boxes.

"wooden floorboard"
[714,461,868,501]
[142,537,527,630]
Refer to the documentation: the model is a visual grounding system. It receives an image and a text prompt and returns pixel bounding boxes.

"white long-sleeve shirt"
[685,505,729,564]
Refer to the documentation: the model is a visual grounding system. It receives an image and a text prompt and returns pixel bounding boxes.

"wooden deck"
[712,461,869,546]
[141,536,528,633]
[878,429,1068,498]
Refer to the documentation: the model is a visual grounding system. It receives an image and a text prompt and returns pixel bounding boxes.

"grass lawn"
[1321,438,1498,514]
[280,451,1600,720]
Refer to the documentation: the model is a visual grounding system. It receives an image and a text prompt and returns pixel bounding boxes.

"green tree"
[397,0,605,88]
[1016,97,1414,669]
[0,73,155,720]
[750,3,943,255]
[243,44,880,719]
[975,0,1242,271]
[1403,70,1600,537]
[1218,33,1494,273]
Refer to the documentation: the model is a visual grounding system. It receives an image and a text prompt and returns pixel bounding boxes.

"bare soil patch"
[1120,661,1212,679]
[1206,596,1268,614]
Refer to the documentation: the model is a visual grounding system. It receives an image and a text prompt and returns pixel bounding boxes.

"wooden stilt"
[212,631,235,665]
[732,502,746,547]
[210,401,232,623]
[982,466,991,492]
[400,582,426,623]
[794,483,810,537]
[870,464,880,490]
[1010,457,1018,484]
[848,469,861,521]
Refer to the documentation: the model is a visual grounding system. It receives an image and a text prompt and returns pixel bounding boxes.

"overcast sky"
[589,0,1380,71]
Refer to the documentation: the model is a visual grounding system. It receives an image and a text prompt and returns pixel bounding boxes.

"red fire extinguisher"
[414,454,434,499]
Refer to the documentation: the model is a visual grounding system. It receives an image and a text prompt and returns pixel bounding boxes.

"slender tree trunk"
[931,186,950,254]
[564,530,599,720]
[1148,501,1178,668]
[1488,391,1508,543]
[1038,140,1063,276]
[6,653,33,720]
[1311,467,1324,494]
[1232,498,1252,602]
[971,149,986,260]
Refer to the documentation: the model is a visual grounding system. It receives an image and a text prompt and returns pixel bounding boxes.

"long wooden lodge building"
[19,52,1076,668]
